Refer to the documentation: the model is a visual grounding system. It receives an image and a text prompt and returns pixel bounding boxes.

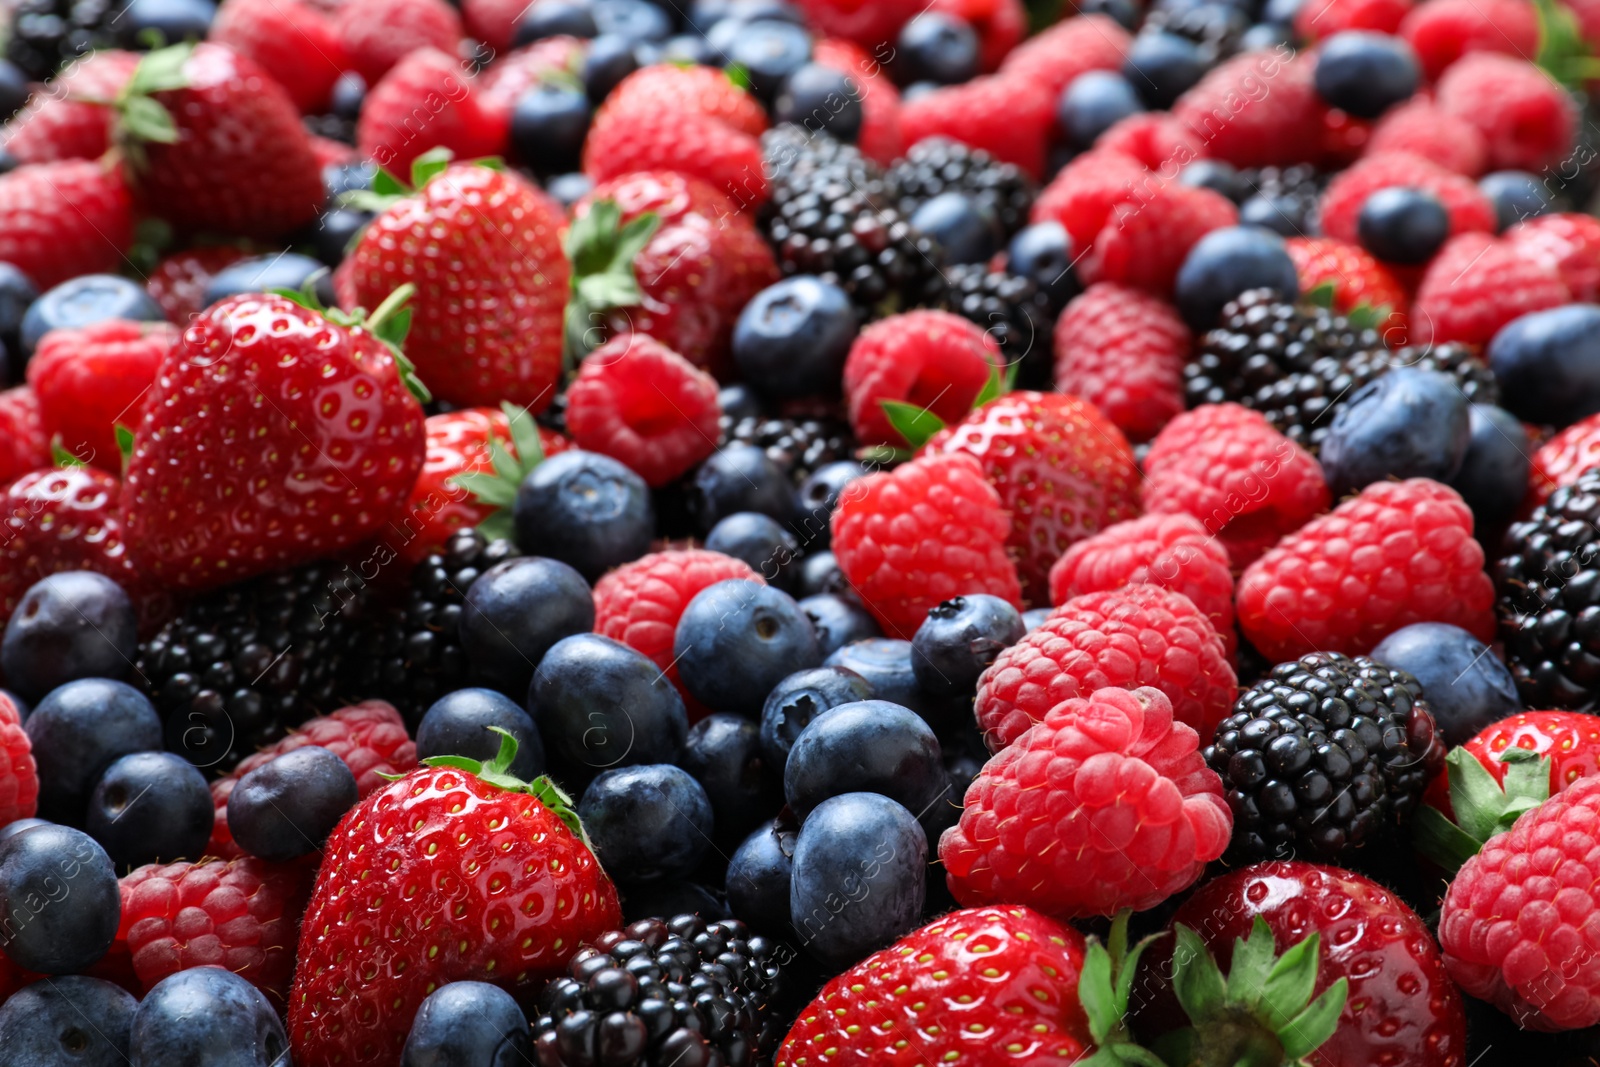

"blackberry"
[537,390,569,435]
[1140,0,1249,62]
[761,126,940,318]
[886,137,1037,238]
[718,412,856,483]
[5,0,117,80]
[923,262,1055,390]
[302,113,356,146]
[139,563,371,775]
[1205,652,1444,862]
[1383,341,1501,406]
[533,913,787,1067]
[1495,468,1600,710]
[342,527,520,729]
[1238,164,1327,227]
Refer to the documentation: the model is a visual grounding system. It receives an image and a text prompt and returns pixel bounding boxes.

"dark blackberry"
[1205,652,1444,862]
[1239,164,1327,225]
[302,112,356,146]
[5,0,117,80]
[537,390,569,435]
[533,913,787,1067]
[924,262,1055,390]
[139,563,371,776]
[886,136,1037,238]
[1140,0,1249,63]
[718,413,856,484]
[342,527,520,730]
[1382,341,1501,406]
[1495,468,1600,710]
[761,126,940,318]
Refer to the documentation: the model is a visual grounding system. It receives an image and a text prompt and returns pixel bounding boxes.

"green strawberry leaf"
[725,63,751,91]
[1260,931,1320,1030]
[1079,939,1118,1044]
[1278,978,1348,1061]
[126,42,192,96]
[371,167,408,198]
[502,400,545,471]
[1345,302,1390,332]
[1171,925,1226,1023]
[419,726,589,842]
[115,424,135,477]
[1412,804,1489,874]
[1304,280,1338,309]
[1225,917,1277,1010]
[50,436,86,469]
[879,399,948,451]
[409,146,454,190]
[448,401,548,537]
[562,200,662,366]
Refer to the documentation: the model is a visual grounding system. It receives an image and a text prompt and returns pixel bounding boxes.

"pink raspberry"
[1411,231,1570,348]
[1053,282,1189,443]
[843,310,999,447]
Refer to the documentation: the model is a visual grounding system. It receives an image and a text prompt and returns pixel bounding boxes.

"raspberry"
[583,99,768,209]
[1411,231,1570,348]
[146,247,250,324]
[812,38,903,166]
[1437,54,1577,174]
[998,13,1131,97]
[1440,774,1600,1031]
[460,0,527,52]
[974,584,1237,751]
[1505,213,1600,303]
[1364,97,1489,177]
[1030,149,1152,251]
[1527,411,1600,511]
[1319,151,1496,246]
[931,0,1027,72]
[0,691,37,827]
[211,0,347,113]
[0,386,48,487]
[28,320,179,474]
[1048,512,1237,654]
[789,0,923,49]
[1095,112,1206,172]
[1083,180,1237,293]
[1053,282,1189,443]
[1295,0,1412,37]
[831,452,1021,639]
[1142,404,1330,570]
[843,309,999,447]
[1236,478,1497,661]
[940,685,1230,918]
[1284,237,1409,341]
[901,74,1057,179]
[1400,0,1538,81]
[332,0,461,86]
[565,336,721,488]
[1172,50,1323,169]
[920,392,1141,605]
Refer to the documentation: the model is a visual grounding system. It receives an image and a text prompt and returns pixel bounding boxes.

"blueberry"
[1356,186,1449,264]
[0,974,136,1065]
[800,593,882,655]
[705,512,802,591]
[1320,367,1471,497]
[310,206,373,267]
[594,0,672,39]
[718,383,764,421]
[514,0,599,43]
[323,160,376,198]
[528,633,688,774]
[1006,221,1081,307]
[1179,159,1251,203]
[87,751,212,869]
[202,253,330,308]
[1368,623,1519,747]
[0,817,49,843]
[679,713,780,842]
[1312,31,1419,117]
[2,571,137,703]
[724,19,812,102]
[0,824,118,973]
[0,61,28,121]
[686,0,732,30]
[583,33,639,103]
[26,679,162,825]
[1079,0,1140,29]
[893,12,979,85]
[789,792,926,967]
[330,70,366,120]
[725,819,796,934]
[731,0,806,24]
[731,276,858,400]
[689,443,796,533]
[1175,226,1300,330]
[0,146,16,176]
[824,638,937,723]
[417,687,545,780]
[783,700,945,819]
[0,261,39,359]
[775,63,863,143]
[1123,31,1207,109]
[1263,0,1306,22]
[1058,70,1144,151]
[227,746,357,861]
[114,0,217,47]
[798,551,842,596]
[1450,403,1530,532]
[19,275,164,356]
[759,665,873,772]
[795,459,867,548]
[1480,170,1556,231]
[129,966,289,1067]
[911,594,1026,697]
[401,981,534,1067]
[510,82,592,175]
[579,764,713,881]
[1239,21,1295,50]
[674,580,822,716]
[1022,606,1052,631]
[910,191,1003,266]
[1487,304,1600,427]
[619,880,729,923]
[460,556,595,695]
[1238,193,1307,237]
[514,450,655,580]
[545,171,595,209]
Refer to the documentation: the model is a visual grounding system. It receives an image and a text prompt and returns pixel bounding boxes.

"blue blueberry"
[330,70,366,120]
[1006,221,1081,308]
[619,880,730,923]
[87,751,212,870]
[1080,0,1140,29]
[460,556,594,695]
[0,817,49,843]
[691,445,798,533]
[323,160,375,198]
[510,82,592,175]
[401,981,533,1067]
[114,0,216,47]
[515,450,655,579]
[1372,622,1521,746]
[911,594,1025,697]
[515,0,599,43]
[1179,159,1252,204]
[800,592,881,656]
[2,571,137,703]
[203,253,330,308]
[789,792,926,967]
[705,511,801,592]
[545,171,595,210]
[730,0,806,24]
[19,275,164,356]
[679,713,780,842]
[910,192,1003,266]
[0,61,27,121]
[1319,367,1471,497]
[25,678,162,825]
[724,19,812,102]
[775,64,864,143]
[1240,21,1295,50]
[759,665,873,772]
[583,33,639,103]
[129,966,289,1067]
[1123,31,1207,109]
[1480,170,1556,231]
[528,633,688,774]
[731,276,858,401]
[657,34,721,65]
[1022,607,1052,632]
[795,459,866,550]
[0,824,119,973]
[417,688,544,781]
[674,580,822,716]
[718,383,763,421]
[797,553,847,597]
[894,12,979,85]
[578,764,713,881]
[1263,0,1306,23]
[0,974,136,1065]
[725,819,795,934]
[1058,70,1144,151]
[1357,186,1449,264]
[1312,31,1419,118]
[1450,403,1530,533]
[310,206,373,267]
[0,261,39,360]
[227,746,357,861]
[1175,225,1300,330]
[783,700,945,819]
[823,638,937,723]
[1239,194,1307,237]
[593,0,672,41]
[1487,304,1600,427]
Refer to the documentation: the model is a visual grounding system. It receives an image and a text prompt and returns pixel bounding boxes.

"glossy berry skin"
[1505,213,1600,303]
[1321,368,1472,498]
[776,63,864,143]
[1319,151,1496,249]
[460,556,595,696]
[689,443,796,532]
[529,634,689,778]
[25,678,162,825]
[706,511,801,593]
[288,761,623,1066]
[334,0,462,86]
[2,50,137,167]
[1058,70,1143,151]
[911,594,1025,698]
[776,905,1090,1065]
[1358,186,1451,264]
[210,0,347,113]
[0,974,137,1066]
[801,593,881,657]
[1284,236,1410,338]
[228,746,358,862]
[1173,225,1300,331]
[509,82,591,175]
[1053,281,1189,444]
[1480,170,1555,231]
[784,700,945,820]
[356,48,505,179]
[578,764,713,883]
[18,275,165,356]
[674,579,822,718]
[513,451,654,581]
[759,666,874,773]
[0,386,47,487]
[1451,404,1530,532]
[679,712,778,845]
[1372,623,1521,748]
[27,319,177,474]
[130,966,290,1067]
[895,11,979,85]
[727,820,797,935]
[144,245,249,324]
[1313,31,1420,118]
[401,981,533,1067]
[1487,305,1600,429]
[0,823,120,973]
[1423,712,1600,818]
[732,276,859,400]
[415,688,544,782]
[1,570,137,703]
[87,751,213,870]
[1123,30,1206,109]
[0,160,134,291]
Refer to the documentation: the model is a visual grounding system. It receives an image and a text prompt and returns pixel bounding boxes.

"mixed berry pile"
[6,0,1600,1062]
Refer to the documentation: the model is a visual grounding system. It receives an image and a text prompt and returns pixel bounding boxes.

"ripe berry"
[130,968,289,1066]
[531,634,689,777]
[1357,186,1450,263]
[1174,226,1300,330]
[226,747,359,862]
[1320,368,1472,497]
[783,700,945,820]
[894,12,980,85]
[513,451,655,580]
[731,276,859,400]
[0,823,119,972]
[86,751,211,870]
[1486,304,1600,427]
[1313,31,1420,118]
[759,666,874,772]
[1372,622,1521,746]
[402,982,533,1066]
[674,579,822,717]
[911,594,1026,698]
[416,688,544,781]
[0,976,136,1064]
[460,556,595,695]
[1,571,136,704]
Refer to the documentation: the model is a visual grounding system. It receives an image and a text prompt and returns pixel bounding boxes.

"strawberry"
[0,386,49,487]
[1286,236,1409,341]
[338,156,568,411]
[357,47,506,176]
[210,0,348,113]
[461,0,532,53]
[2,49,138,164]
[476,37,586,120]
[601,64,768,139]
[27,320,178,474]
[0,465,145,625]
[120,290,427,591]
[0,159,134,289]
[288,730,622,1065]
[1400,0,1538,81]
[332,0,462,86]
[1505,213,1600,303]
[1422,711,1600,821]
[144,245,251,323]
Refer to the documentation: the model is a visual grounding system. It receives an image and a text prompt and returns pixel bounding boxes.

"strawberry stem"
[421,726,588,843]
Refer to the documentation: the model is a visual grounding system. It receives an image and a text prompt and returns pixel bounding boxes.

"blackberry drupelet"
[1495,468,1600,710]
[886,137,1037,238]
[1383,341,1501,406]
[1140,2,1249,62]
[5,0,117,80]
[924,262,1056,390]
[719,413,856,484]
[533,914,787,1067]
[1238,164,1327,227]
[139,563,371,775]
[1205,652,1444,862]
[302,113,356,146]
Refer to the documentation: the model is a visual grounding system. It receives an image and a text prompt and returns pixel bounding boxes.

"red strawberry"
[288,732,622,1065]
[1054,282,1189,443]
[1285,236,1409,340]
[1172,50,1323,168]
[1320,151,1496,245]
[210,0,347,112]
[1411,231,1570,348]
[0,465,144,625]
[2,50,138,164]
[0,159,134,289]
[1080,179,1238,293]
[357,48,506,177]
[338,161,568,411]
[476,37,587,120]
[602,64,768,138]
[812,38,904,166]
[332,0,462,85]
[144,245,251,324]
[1365,96,1489,176]
[1295,0,1412,37]
[0,691,38,826]
[900,73,1056,179]
[120,291,427,591]
[842,309,999,447]
[1401,0,1538,80]
[998,13,1131,97]
[1423,712,1600,823]
[27,320,178,474]
[583,88,768,208]
[788,0,923,50]
[0,386,49,487]
[1505,213,1600,303]
[461,0,531,53]
[1436,53,1577,173]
